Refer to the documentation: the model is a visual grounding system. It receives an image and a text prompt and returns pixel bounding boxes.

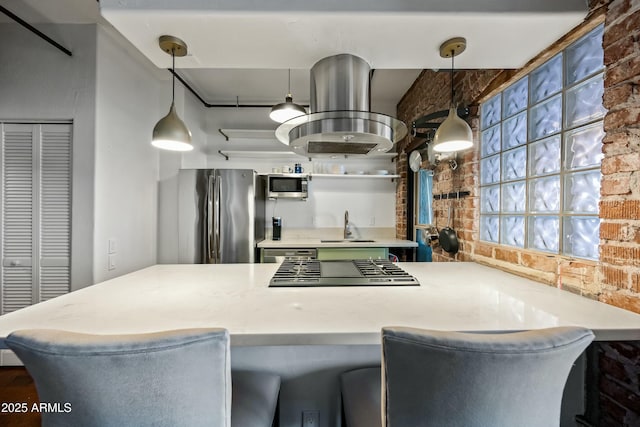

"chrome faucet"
[344,210,353,239]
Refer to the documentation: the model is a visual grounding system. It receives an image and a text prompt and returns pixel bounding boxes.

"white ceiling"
[2,0,589,110]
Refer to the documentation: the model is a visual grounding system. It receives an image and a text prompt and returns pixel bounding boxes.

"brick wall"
[396,2,639,424]
[598,0,640,314]
[598,341,640,426]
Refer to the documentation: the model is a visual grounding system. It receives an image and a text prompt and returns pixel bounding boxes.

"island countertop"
[257,237,418,248]
[1,262,639,350]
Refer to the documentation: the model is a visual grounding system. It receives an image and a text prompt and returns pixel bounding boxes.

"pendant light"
[269,69,306,123]
[152,35,193,152]
[432,37,473,153]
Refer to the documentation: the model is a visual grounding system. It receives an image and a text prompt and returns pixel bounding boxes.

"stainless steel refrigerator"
[178,169,265,263]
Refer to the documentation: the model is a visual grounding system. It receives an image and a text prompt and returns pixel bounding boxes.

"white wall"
[93,25,164,282]
[0,23,96,290]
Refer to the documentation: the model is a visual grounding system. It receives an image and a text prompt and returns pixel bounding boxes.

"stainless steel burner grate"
[269,259,419,287]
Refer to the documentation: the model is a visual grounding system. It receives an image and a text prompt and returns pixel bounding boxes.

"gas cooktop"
[269,259,419,287]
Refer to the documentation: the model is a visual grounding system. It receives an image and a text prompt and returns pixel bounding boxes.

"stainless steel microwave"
[267,173,308,199]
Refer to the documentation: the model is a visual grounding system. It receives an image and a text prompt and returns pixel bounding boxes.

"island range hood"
[275,54,408,156]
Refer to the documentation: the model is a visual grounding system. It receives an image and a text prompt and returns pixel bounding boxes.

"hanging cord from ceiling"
[0,5,72,56]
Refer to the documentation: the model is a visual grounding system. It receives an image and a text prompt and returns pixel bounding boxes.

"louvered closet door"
[39,124,72,303]
[1,123,72,314]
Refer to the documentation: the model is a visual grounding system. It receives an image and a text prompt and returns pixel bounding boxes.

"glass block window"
[479,25,604,260]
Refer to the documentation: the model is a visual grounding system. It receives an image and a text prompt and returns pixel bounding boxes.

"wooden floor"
[0,367,41,427]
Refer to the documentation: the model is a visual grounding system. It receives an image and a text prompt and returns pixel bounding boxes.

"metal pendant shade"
[270,69,306,123]
[432,106,473,152]
[432,37,474,153]
[270,95,307,123]
[151,35,193,152]
[152,102,193,151]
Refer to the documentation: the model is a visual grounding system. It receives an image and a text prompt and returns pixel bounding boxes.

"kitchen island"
[1,262,639,427]
[1,262,639,347]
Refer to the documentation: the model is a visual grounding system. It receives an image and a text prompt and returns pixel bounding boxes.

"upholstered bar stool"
[340,327,594,427]
[382,326,594,427]
[6,328,280,427]
[341,366,382,427]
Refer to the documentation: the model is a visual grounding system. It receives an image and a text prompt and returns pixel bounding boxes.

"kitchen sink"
[320,239,376,243]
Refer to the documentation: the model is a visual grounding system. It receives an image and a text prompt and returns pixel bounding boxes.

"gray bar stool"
[341,326,594,427]
[6,328,280,427]
[341,366,382,427]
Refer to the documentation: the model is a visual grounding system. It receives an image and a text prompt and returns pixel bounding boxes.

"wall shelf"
[217,150,308,160]
[309,173,399,181]
[217,150,398,162]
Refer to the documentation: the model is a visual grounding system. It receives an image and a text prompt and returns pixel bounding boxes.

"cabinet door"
[1,123,72,314]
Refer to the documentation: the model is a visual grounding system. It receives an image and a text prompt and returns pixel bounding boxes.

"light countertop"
[257,237,418,248]
[1,263,639,350]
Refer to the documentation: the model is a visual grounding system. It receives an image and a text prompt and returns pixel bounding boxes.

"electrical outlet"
[370,216,376,226]
[108,238,117,254]
[302,410,319,427]
[108,255,116,271]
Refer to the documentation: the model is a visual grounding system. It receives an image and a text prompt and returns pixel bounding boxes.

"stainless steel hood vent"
[275,54,408,157]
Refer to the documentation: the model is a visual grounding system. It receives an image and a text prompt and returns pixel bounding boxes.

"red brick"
[632,271,640,293]
[604,56,640,87]
[605,0,633,25]
[604,36,637,66]
[599,375,640,414]
[520,252,558,273]
[600,354,631,385]
[602,265,629,288]
[602,153,640,174]
[602,341,640,363]
[599,397,627,427]
[601,174,632,195]
[600,200,640,220]
[600,291,640,314]
[600,222,626,240]
[601,245,640,266]
[602,129,640,155]
[604,6,640,47]
[603,82,634,109]
[604,108,640,131]
[474,243,493,258]
[494,248,519,264]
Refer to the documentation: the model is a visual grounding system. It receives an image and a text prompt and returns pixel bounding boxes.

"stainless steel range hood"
[275,54,408,157]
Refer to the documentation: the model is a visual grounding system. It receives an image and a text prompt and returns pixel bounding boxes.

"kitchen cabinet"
[260,247,405,262]
[260,248,317,263]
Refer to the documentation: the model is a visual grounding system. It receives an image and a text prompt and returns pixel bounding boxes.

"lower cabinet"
[316,247,388,260]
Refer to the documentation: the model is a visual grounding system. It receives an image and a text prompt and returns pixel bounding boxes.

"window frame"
[479,24,605,260]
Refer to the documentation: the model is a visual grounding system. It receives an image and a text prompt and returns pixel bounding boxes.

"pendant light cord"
[172,48,176,103]
[450,50,454,108]
[287,68,292,97]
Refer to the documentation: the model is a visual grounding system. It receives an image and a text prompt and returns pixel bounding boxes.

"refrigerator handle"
[206,174,215,263]
[214,174,222,263]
